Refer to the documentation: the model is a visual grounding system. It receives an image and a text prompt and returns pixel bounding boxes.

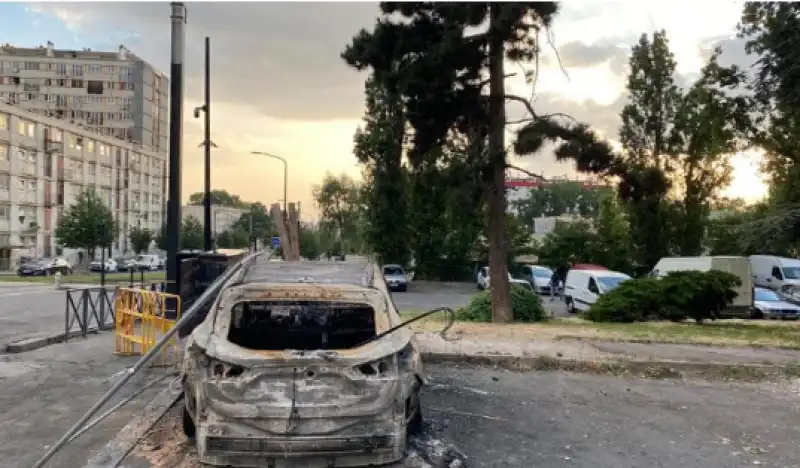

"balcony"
[18,191,38,204]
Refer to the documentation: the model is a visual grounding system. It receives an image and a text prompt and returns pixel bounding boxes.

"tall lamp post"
[250,151,287,215]
[193,36,213,252]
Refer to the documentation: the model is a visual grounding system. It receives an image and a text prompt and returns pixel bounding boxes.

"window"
[50,128,63,142]
[12,119,37,137]
[98,143,108,157]
[0,175,8,191]
[86,140,95,153]
[0,113,7,130]
[100,166,112,177]
[20,206,36,218]
[87,80,104,94]
[18,178,37,192]
[0,205,8,220]
[18,149,36,163]
[0,145,7,161]
[588,277,599,294]
[771,266,783,280]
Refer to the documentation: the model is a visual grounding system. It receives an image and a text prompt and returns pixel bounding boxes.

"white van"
[651,256,753,314]
[135,254,161,271]
[564,269,631,314]
[749,255,800,292]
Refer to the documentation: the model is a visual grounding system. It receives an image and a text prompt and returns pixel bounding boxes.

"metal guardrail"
[33,250,264,468]
[64,287,116,340]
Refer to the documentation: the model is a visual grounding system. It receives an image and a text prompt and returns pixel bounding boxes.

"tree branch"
[479,72,518,87]
[506,163,550,182]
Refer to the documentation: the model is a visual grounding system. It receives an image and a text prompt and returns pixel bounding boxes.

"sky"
[0,1,768,216]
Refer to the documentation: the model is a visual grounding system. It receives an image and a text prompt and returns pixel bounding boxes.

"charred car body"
[180,258,424,467]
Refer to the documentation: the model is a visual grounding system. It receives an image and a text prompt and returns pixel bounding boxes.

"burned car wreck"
[180,259,424,467]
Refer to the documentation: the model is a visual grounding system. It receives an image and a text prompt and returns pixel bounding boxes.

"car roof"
[240,259,374,286]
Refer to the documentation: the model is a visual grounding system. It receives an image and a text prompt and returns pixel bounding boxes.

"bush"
[458,285,548,323]
[586,270,742,323]
[584,277,664,322]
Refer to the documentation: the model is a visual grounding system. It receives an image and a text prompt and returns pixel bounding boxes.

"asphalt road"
[121,363,800,468]
[422,364,800,468]
[0,283,68,346]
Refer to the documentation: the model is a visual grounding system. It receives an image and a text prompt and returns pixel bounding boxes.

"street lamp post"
[250,151,287,214]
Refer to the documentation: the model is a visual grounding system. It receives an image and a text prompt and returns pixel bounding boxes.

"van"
[135,254,160,271]
[564,269,631,314]
[651,256,754,315]
[749,255,800,292]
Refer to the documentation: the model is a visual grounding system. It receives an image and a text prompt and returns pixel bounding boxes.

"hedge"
[585,270,742,323]
[458,284,548,323]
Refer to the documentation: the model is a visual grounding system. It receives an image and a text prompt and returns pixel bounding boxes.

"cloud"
[546,40,629,69]
[29,2,379,122]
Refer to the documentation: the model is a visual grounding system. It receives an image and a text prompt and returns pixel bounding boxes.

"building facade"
[0,42,169,153]
[0,102,167,269]
[182,204,247,237]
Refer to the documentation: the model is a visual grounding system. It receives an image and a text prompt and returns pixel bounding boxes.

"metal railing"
[33,250,264,468]
[64,287,116,340]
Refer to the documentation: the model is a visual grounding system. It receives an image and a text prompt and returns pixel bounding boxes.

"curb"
[421,351,800,381]
[83,383,181,468]
[3,326,112,353]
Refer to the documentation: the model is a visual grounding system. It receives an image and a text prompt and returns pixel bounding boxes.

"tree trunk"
[487,6,512,323]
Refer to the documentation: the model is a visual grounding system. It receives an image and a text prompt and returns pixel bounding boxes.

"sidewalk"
[415,326,800,379]
[0,333,172,468]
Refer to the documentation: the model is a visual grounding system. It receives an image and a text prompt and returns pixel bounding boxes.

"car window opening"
[227,300,378,351]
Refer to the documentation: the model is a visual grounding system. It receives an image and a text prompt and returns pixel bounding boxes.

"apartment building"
[0,102,167,269]
[182,204,247,236]
[0,42,169,153]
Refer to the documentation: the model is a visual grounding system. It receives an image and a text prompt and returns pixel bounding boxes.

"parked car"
[17,259,50,277]
[89,258,118,273]
[750,255,800,293]
[520,265,555,294]
[564,269,631,314]
[476,266,533,291]
[752,287,800,320]
[383,264,409,292]
[114,257,138,272]
[180,258,423,467]
[134,254,161,271]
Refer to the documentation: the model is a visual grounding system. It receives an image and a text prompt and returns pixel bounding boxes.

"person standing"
[549,271,561,301]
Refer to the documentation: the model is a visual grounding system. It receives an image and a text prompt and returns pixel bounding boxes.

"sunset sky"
[1,1,768,216]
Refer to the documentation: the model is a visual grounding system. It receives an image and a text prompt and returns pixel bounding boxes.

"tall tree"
[590,195,634,274]
[343,2,577,322]
[230,202,275,245]
[616,30,681,268]
[670,49,752,255]
[739,3,800,253]
[56,188,117,261]
[313,173,363,253]
[353,75,411,266]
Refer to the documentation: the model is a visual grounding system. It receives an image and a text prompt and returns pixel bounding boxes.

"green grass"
[402,311,800,349]
[0,271,167,284]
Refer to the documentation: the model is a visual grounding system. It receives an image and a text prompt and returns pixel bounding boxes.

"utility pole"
[202,37,212,251]
[166,2,186,295]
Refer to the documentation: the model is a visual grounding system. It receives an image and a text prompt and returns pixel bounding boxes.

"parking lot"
[393,281,569,317]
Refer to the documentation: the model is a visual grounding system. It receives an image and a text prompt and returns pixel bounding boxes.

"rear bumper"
[196,415,406,467]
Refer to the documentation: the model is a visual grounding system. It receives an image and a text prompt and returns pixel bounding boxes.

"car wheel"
[750,308,764,320]
[565,297,576,314]
[398,285,408,292]
[182,405,196,439]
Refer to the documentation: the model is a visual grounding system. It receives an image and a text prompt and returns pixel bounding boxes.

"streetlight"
[250,151,287,214]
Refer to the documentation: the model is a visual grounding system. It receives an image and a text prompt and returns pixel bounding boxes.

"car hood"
[532,277,550,286]
[755,299,800,311]
[20,263,44,269]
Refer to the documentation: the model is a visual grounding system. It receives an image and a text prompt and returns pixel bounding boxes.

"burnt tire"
[182,406,196,439]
